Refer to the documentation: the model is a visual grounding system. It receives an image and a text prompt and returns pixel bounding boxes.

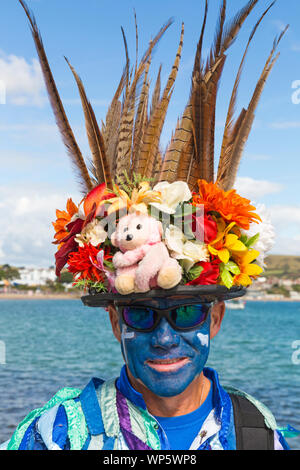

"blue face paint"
[119,313,211,398]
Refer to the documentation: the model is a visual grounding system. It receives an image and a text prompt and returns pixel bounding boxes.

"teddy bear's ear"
[110,231,118,247]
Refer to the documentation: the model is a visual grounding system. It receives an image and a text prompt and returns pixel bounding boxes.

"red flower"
[187,259,221,286]
[54,204,98,278]
[189,209,218,244]
[83,183,115,217]
[67,244,106,283]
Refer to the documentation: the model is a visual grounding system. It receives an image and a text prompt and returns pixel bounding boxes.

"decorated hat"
[19,0,286,307]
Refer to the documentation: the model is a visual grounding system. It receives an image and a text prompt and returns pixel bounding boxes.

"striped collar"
[79,366,234,449]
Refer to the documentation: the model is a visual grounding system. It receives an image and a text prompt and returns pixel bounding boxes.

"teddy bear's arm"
[113,247,145,268]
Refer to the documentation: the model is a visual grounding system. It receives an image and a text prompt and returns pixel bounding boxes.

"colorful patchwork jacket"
[0,367,290,450]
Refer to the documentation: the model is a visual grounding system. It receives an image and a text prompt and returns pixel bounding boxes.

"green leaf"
[186,264,204,281]
[225,261,240,275]
[103,259,115,270]
[245,233,260,248]
[220,269,234,289]
[239,234,248,245]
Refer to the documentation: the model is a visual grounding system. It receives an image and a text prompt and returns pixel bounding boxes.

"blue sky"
[0,0,300,267]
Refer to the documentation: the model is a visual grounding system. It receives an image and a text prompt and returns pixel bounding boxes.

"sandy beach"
[0,293,82,300]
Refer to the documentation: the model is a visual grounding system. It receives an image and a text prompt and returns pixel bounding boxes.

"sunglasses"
[117,303,212,333]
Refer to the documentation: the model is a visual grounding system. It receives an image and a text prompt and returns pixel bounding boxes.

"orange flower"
[193,180,261,230]
[52,198,78,246]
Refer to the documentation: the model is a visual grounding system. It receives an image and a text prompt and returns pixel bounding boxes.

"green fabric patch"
[98,379,120,437]
[7,387,81,450]
[126,400,161,450]
[63,399,88,450]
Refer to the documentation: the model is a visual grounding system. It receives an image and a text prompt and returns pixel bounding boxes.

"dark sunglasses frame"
[116,303,213,333]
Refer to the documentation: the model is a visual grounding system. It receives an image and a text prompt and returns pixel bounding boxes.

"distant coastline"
[1,293,300,302]
[0,293,81,300]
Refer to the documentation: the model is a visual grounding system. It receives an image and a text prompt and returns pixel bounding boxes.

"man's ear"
[210,301,225,340]
[108,304,121,342]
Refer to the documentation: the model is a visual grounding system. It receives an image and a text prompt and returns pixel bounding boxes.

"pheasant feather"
[18,0,93,193]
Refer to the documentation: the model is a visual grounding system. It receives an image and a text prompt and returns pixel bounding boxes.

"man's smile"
[145,357,190,372]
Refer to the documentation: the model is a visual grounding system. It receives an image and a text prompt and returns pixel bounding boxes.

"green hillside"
[264,255,300,279]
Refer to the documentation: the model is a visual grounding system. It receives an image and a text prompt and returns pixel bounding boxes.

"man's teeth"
[149,359,183,364]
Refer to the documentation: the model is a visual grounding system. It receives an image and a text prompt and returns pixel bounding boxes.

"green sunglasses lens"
[172,304,209,329]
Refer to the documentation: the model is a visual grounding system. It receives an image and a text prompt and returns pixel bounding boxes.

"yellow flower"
[107,182,161,215]
[233,249,263,286]
[208,221,247,264]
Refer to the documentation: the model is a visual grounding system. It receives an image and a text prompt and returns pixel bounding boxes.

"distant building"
[12,267,56,287]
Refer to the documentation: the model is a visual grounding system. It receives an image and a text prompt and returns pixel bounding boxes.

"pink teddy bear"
[110,213,182,295]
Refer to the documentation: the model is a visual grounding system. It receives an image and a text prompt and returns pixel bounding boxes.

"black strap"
[229,393,274,450]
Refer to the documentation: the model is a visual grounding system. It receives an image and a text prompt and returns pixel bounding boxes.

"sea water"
[0,299,299,450]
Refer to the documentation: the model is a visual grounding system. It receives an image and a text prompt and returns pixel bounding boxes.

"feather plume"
[139,23,185,179]
[65,58,113,189]
[131,58,151,175]
[115,19,173,180]
[217,1,277,187]
[218,25,288,191]
[103,72,125,174]
[159,103,193,182]
[220,0,259,54]
[18,0,93,193]
[150,65,162,119]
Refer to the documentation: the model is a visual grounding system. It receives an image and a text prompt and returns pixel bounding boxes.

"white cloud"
[267,205,300,256]
[0,50,45,106]
[0,184,81,268]
[269,121,300,129]
[234,177,283,200]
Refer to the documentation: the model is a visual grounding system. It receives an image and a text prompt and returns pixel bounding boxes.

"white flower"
[165,225,209,272]
[150,181,192,215]
[75,219,107,247]
[241,203,275,268]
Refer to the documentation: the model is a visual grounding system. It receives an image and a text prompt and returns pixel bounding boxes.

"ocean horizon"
[0,298,299,450]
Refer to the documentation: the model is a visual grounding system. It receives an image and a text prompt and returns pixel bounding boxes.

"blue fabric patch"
[19,417,39,450]
[278,430,290,450]
[154,380,213,450]
[52,405,68,449]
[82,435,91,450]
[102,435,115,450]
[80,377,104,435]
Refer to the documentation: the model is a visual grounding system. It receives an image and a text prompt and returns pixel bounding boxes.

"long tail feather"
[220,0,259,53]
[139,23,185,179]
[218,26,288,191]
[115,19,173,180]
[104,72,125,174]
[18,0,93,193]
[217,1,277,184]
[65,58,113,189]
[159,103,193,182]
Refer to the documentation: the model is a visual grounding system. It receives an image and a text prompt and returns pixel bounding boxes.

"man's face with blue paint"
[109,302,225,399]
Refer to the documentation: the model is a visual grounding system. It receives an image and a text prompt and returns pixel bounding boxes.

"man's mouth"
[146,357,190,372]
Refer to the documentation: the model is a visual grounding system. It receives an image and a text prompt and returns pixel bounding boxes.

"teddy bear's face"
[111,213,162,252]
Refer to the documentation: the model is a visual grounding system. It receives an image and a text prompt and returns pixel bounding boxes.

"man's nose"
[150,318,180,350]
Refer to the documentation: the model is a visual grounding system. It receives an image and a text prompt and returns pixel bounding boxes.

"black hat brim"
[81,285,246,308]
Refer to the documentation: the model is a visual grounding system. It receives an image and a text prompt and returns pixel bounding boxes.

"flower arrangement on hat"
[52,173,273,294]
